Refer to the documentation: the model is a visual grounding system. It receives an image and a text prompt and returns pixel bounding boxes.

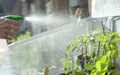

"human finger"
[2,28,18,36]
[5,19,20,26]
[0,18,20,29]
[2,23,20,32]
[5,35,14,40]
[3,32,14,40]
[0,31,14,40]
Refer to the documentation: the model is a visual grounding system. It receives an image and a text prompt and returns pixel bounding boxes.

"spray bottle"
[0,15,24,52]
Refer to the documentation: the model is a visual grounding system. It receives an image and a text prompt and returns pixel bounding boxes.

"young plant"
[61,29,120,75]
[90,31,120,75]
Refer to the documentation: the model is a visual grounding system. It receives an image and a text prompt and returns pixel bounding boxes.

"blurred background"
[0,0,90,43]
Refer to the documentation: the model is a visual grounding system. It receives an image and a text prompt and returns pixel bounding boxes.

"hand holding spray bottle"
[0,15,24,60]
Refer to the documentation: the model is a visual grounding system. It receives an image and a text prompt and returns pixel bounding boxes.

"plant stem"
[85,45,88,64]
[85,44,88,54]
[101,21,106,35]
[82,47,83,54]
[44,66,49,75]
[97,42,100,56]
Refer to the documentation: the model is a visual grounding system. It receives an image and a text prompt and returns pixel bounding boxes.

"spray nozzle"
[1,15,24,21]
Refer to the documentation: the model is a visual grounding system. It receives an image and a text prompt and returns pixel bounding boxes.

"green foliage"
[84,63,95,71]
[60,56,73,74]
[111,70,120,75]
[9,31,31,43]
[90,51,111,75]
[73,69,86,75]
[61,29,120,75]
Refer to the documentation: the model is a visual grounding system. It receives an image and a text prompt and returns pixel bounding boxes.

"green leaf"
[100,55,107,64]
[113,37,120,43]
[95,56,108,72]
[101,63,108,72]
[65,45,71,54]
[111,70,120,75]
[84,63,95,71]
[76,36,81,41]
[96,34,107,42]
[90,69,97,75]
[109,32,120,40]
[72,40,79,48]
[100,70,107,75]
[100,55,109,71]
[96,61,101,71]
[110,44,118,50]
[112,50,119,58]
[83,37,88,43]
[106,51,111,58]
[74,70,86,75]
[76,59,80,67]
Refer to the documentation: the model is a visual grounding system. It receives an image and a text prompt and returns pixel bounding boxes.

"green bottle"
[1,15,24,21]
